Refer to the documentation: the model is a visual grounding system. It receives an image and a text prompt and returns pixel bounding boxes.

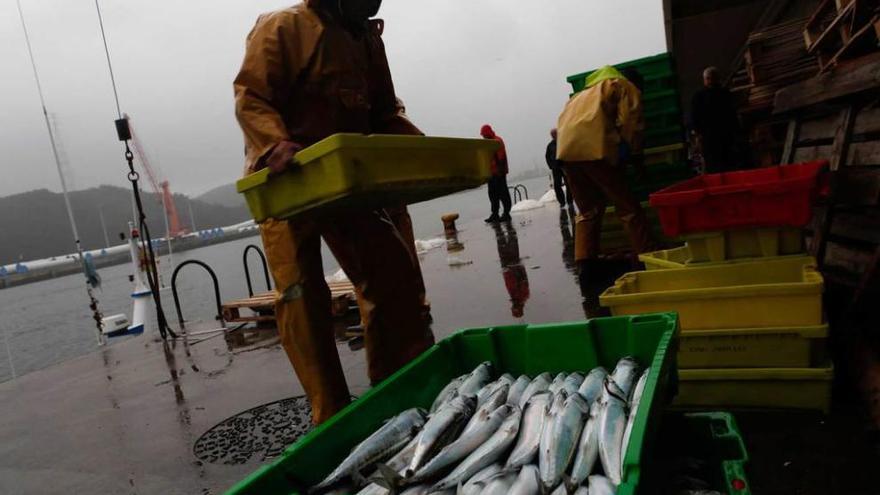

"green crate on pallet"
[226,314,680,495]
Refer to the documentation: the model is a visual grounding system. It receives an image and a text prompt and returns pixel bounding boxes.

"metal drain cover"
[194,396,313,465]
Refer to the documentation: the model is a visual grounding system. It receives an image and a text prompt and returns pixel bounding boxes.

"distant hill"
[197,183,245,209]
[0,185,251,264]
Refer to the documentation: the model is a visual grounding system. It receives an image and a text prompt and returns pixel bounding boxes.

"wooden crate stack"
[804,0,880,72]
[735,18,819,114]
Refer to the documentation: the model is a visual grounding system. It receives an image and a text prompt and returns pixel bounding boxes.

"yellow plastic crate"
[685,227,804,263]
[639,245,812,271]
[236,134,499,222]
[678,324,828,368]
[600,256,823,330]
[675,364,833,413]
[639,245,691,270]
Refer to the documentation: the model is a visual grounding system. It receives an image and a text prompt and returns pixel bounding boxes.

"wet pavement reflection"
[491,222,530,318]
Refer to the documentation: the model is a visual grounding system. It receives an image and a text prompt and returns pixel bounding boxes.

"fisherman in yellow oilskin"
[233,0,433,424]
[556,66,655,283]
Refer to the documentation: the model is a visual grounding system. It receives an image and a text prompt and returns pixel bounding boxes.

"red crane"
[124,113,188,238]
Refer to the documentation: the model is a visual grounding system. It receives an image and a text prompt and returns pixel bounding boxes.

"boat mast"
[16,0,104,345]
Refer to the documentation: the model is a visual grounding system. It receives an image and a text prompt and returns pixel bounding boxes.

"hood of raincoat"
[583,65,627,90]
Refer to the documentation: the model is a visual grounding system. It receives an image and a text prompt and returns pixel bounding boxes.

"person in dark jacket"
[691,67,740,173]
[545,128,572,206]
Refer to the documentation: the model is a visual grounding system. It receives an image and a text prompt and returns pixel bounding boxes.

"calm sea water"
[0,176,553,382]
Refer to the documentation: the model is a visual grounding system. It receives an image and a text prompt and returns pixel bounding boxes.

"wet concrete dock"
[0,204,877,494]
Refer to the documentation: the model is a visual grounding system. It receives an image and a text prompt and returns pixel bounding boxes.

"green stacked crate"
[566,53,685,149]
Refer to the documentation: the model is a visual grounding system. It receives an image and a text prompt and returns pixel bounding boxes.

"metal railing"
[171,260,223,329]
[509,184,529,203]
[243,244,272,297]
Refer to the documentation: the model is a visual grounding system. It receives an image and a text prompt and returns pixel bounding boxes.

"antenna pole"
[17,0,104,345]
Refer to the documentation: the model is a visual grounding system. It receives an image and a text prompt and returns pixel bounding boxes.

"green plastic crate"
[226,314,680,495]
[646,412,751,495]
[645,124,685,148]
[567,53,675,93]
[236,134,498,222]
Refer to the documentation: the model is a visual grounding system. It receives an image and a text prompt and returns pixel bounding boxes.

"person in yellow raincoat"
[233,0,434,424]
[555,66,655,277]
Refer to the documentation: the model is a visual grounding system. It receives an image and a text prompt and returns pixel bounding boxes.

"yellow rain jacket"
[233,0,420,174]
[556,66,644,166]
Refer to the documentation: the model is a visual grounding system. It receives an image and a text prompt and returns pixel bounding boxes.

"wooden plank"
[799,113,841,141]
[830,105,858,171]
[853,106,880,134]
[815,105,857,268]
[820,13,880,72]
[848,140,880,165]
[793,144,835,162]
[781,119,800,164]
[774,53,880,113]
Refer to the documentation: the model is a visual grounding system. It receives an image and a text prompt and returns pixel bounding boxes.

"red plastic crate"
[649,160,827,237]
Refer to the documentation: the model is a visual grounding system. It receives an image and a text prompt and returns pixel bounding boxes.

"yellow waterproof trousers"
[260,209,434,424]
[564,160,654,260]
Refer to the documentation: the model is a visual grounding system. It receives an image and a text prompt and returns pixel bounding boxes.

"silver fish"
[456,362,493,398]
[562,372,585,396]
[588,474,617,494]
[537,390,567,480]
[574,487,591,495]
[476,376,512,408]
[359,435,420,494]
[550,484,568,495]
[431,405,522,492]
[598,379,628,486]
[578,367,609,405]
[518,372,552,409]
[507,375,531,407]
[509,464,541,495]
[569,405,600,488]
[621,367,650,463]
[480,471,518,495]
[313,408,426,491]
[457,463,504,495]
[407,395,476,476]
[548,372,567,394]
[462,383,509,437]
[498,374,515,392]
[430,374,468,413]
[506,392,552,469]
[611,356,640,399]
[399,484,439,495]
[539,393,590,491]
[409,404,513,484]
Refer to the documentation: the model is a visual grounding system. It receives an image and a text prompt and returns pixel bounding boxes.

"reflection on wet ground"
[0,204,877,494]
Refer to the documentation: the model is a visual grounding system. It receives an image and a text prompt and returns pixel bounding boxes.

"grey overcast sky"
[1,0,666,198]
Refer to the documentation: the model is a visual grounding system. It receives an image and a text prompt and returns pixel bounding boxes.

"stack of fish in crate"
[600,160,833,412]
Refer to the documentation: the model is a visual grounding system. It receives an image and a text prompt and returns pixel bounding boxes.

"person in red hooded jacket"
[480,124,512,223]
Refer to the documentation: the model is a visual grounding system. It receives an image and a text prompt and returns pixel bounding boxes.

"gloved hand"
[263,141,303,174]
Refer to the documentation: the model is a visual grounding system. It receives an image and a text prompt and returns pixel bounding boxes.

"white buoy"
[126,222,150,336]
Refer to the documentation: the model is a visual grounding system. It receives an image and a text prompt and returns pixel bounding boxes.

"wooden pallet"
[221,280,357,324]
[804,0,880,72]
